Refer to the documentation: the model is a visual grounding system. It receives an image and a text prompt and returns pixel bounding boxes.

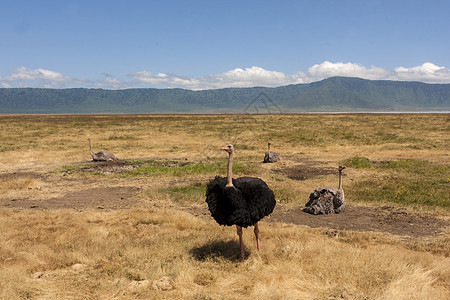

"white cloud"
[1,62,449,90]
[128,71,200,88]
[308,61,391,81]
[392,62,450,83]
[200,66,307,89]
[130,71,170,84]
[1,67,74,88]
[7,67,70,82]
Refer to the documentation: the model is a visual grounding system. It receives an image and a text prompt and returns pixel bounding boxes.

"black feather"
[205,176,276,228]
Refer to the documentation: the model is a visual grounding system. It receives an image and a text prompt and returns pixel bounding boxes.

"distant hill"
[0,77,449,113]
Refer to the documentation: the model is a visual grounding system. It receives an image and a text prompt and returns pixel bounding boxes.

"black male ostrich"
[206,144,276,259]
[304,165,346,215]
[87,138,119,162]
[263,142,279,163]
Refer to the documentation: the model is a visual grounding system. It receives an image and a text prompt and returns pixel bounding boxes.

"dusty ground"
[2,159,448,240]
[269,205,447,238]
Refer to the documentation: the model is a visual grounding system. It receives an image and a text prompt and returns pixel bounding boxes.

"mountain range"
[0,77,449,113]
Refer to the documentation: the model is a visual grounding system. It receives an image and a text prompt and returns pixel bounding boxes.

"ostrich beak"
[221,144,233,151]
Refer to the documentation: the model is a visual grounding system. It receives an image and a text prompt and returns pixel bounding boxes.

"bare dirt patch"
[68,159,192,175]
[274,164,335,180]
[269,204,448,238]
[3,186,140,210]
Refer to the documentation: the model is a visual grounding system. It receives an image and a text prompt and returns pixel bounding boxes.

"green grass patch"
[380,159,429,170]
[343,156,373,168]
[126,161,256,177]
[166,182,206,205]
[234,144,256,151]
[107,135,138,141]
[347,159,450,208]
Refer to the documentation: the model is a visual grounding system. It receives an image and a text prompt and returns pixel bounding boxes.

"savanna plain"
[0,113,449,300]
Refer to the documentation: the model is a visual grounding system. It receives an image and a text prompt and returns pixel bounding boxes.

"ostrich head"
[221,144,234,154]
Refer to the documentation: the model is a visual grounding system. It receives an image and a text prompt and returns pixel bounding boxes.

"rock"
[151,276,174,291]
[71,263,86,271]
[129,277,174,292]
[32,272,44,279]
[282,246,292,253]
[322,229,341,238]
[129,280,151,292]
[304,187,346,215]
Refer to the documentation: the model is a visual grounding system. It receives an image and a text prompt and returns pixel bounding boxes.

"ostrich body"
[88,138,119,162]
[263,142,279,163]
[206,144,276,259]
[304,165,346,215]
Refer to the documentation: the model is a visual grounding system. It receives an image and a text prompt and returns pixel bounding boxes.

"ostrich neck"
[268,144,271,156]
[338,170,343,191]
[226,151,234,187]
[88,140,94,156]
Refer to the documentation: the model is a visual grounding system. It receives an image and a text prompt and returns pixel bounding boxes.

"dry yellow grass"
[0,208,448,299]
[0,114,449,299]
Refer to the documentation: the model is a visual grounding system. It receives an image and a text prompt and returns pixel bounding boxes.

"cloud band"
[1,62,449,90]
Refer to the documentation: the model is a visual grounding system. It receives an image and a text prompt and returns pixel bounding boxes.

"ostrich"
[87,138,119,162]
[263,142,279,163]
[206,144,276,259]
[304,165,346,215]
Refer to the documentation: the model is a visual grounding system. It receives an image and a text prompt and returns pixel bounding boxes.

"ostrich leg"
[236,225,245,259]
[254,222,260,251]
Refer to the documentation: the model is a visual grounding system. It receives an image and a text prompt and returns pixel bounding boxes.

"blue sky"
[1,0,449,90]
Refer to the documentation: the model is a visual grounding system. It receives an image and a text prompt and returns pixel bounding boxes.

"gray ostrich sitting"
[304,165,346,215]
[263,142,279,163]
[87,138,119,162]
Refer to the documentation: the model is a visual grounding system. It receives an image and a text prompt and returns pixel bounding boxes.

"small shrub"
[343,156,373,168]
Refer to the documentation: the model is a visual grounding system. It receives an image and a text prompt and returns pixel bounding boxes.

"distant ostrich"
[304,165,346,215]
[263,142,279,163]
[206,144,276,259]
[87,138,119,162]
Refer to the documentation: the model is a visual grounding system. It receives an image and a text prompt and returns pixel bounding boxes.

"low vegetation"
[344,157,449,208]
[0,113,449,299]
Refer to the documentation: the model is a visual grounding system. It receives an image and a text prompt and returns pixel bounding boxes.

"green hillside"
[0,77,449,113]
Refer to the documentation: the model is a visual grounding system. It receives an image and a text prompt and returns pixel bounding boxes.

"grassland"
[0,113,449,299]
